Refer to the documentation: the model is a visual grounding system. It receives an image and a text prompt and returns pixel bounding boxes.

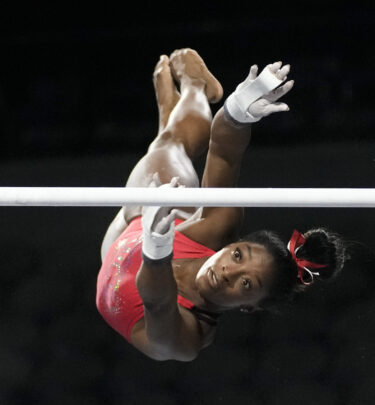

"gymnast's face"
[195,242,275,311]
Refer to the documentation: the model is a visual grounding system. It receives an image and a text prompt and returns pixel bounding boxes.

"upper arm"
[134,257,205,361]
[130,304,206,361]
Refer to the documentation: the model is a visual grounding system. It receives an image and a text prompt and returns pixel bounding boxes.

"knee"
[148,129,185,153]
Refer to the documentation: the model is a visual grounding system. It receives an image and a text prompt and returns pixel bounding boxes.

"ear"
[239,306,260,314]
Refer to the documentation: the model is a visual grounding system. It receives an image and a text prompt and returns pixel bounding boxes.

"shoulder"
[130,305,217,361]
[177,207,244,251]
[179,305,218,347]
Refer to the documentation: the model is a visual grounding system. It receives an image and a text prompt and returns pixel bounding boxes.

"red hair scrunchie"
[287,230,327,285]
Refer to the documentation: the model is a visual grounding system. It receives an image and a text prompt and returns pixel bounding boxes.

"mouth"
[207,267,219,289]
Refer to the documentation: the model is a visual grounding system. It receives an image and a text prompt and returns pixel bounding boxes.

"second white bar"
[0,187,375,207]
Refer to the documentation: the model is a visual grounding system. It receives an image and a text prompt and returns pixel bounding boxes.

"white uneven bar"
[0,187,375,207]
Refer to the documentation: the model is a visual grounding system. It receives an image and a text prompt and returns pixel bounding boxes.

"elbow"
[151,349,199,362]
[170,345,200,362]
[145,337,200,362]
[177,350,199,362]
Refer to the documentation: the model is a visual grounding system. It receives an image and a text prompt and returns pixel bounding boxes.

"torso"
[132,253,219,347]
[97,213,222,349]
[131,255,218,348]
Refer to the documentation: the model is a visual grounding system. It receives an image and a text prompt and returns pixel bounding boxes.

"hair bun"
[297,228,347,281]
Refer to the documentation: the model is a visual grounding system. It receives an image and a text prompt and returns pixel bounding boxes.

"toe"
[155,54,169,68]
[170,49,181,59]
[160,54,169,63]
[154,55,170,78]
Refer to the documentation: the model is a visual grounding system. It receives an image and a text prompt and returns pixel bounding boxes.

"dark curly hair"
[242,228,348,312]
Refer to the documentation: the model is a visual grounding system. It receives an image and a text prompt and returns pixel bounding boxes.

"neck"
[172,257,210,308]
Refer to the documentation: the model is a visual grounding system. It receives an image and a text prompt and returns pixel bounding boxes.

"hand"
[248,62,294,120]
[141,175,181,261]
[225,61,294,124]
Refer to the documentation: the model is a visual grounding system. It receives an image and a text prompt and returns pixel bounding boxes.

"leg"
[101,55,181,261]
[123,49,223,222]
[101,49,222,259]
[100,208,127,261]
[153,55,181,134]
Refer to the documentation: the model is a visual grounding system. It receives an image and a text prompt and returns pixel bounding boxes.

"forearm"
[202,107,251,187]
[138,181,178,308]
[136,182,202,360]
[136,260,199,360]
[136,258,177,310]
[202,62,292,188]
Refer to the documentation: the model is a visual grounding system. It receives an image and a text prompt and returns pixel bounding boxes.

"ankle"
[180,77,206,94]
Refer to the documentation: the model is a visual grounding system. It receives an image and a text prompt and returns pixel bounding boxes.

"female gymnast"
[96,49,347,361]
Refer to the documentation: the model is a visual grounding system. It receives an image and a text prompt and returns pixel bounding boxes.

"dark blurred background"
[1,3,375,405]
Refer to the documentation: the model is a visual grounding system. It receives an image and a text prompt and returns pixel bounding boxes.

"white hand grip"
[225,66,283,123]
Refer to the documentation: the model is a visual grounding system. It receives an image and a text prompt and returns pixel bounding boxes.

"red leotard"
[96,217,216,343]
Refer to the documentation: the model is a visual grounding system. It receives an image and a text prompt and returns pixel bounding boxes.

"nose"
[221,264,242,284]
[221,265,229,282]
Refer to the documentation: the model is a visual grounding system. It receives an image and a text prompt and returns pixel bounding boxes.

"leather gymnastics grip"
[225,64,284,123]
[141,205,176,261]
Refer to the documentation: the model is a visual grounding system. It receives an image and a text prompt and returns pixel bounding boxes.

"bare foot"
[153,55,180,131]
[169,48,223,103]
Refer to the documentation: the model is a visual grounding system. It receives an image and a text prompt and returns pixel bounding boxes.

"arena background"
[1,3,375,405]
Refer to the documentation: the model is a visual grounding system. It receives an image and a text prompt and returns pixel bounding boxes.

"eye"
[242,278,252,289]
[232,247,242,261]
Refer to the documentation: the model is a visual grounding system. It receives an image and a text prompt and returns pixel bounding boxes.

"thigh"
[123,143,199,222]
[126,143,199,187]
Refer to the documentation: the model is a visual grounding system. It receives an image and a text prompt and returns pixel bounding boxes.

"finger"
[150,172,162,187]
[266,80,294,102]
[263,102,290,116]
[279,79,294,96]
[249,64,258,80]
[150,206,168,230]
[151,205,170,231]
[276,64,290,81]
[149,179,158,188]
[268,61,282,74]
[170,176,180,187]
[153,210,176,234]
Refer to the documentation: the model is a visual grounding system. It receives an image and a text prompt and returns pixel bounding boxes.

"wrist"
[225,65,283,124]
[223,101,253,127]
[142,218,175,261]
[141,251,174,266]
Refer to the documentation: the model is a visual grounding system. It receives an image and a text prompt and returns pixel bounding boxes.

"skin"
[194,242,276,311]
[101,49,293,361]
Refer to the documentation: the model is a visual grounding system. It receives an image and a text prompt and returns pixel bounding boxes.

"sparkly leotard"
[96,217,218,342]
